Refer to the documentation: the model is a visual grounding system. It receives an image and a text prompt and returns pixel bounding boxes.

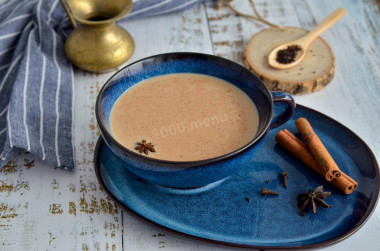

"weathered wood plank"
[0,75,124,250]
[204,1,244,63]
[0,0,379,250]
[118,4,226,250]
[292,2,380,250]
[235,1,380,250]
[0,2,215,250]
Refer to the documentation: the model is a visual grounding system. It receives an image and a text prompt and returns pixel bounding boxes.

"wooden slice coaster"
[244,27,335,95]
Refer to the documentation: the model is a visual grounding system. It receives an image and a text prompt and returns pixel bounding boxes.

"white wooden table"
[1,1,379,250]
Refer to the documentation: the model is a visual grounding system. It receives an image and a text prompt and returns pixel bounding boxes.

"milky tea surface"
[110,73,259,161]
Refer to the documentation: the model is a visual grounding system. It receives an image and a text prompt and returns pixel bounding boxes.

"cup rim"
[95,52,274,167]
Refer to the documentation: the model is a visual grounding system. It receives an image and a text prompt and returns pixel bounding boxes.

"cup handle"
[270,91,296,129]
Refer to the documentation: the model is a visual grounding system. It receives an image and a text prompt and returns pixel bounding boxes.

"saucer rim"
[94,104,380,250]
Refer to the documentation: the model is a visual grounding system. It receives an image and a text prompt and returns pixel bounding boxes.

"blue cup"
[96,52,296,188]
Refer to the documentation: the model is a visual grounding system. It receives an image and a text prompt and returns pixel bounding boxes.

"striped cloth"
[0,0,205,169]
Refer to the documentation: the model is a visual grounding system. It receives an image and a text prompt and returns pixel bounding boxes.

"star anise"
[135,140,155,155]
[297,185,332,216]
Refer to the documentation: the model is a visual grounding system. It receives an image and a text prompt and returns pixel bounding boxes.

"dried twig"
[216,0,223,10]
[227,0,283,29]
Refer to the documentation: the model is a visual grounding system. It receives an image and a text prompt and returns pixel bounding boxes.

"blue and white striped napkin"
[0,0,205,169]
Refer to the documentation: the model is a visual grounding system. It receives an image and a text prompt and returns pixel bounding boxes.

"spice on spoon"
[276,45,302,64]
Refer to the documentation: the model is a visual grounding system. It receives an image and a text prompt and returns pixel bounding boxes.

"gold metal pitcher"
[60,0,135,73]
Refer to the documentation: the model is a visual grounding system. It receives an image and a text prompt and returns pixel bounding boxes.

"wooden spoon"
[268,8,346,70]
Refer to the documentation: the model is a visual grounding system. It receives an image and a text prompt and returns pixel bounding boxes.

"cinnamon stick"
[275,130,322,175]
[295,118,341,181]
[275,129,358,194]
[330,173,356,195]
[342,172,358,189]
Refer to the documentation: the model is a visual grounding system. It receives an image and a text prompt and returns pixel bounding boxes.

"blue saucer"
[94,105,379,249]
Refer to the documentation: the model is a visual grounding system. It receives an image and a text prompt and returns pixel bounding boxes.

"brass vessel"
[60,0,135,73]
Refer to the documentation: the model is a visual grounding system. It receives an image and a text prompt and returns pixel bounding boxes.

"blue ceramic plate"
[94,105,379,249]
